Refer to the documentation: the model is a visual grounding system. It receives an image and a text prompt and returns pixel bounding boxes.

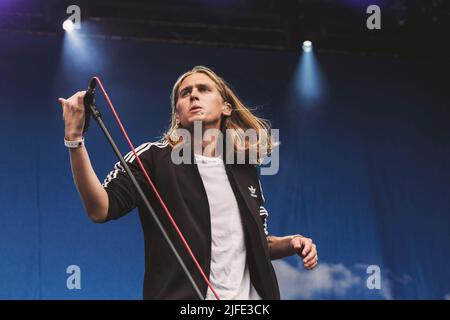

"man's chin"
[185,115,206,125]
[182,117,222,131]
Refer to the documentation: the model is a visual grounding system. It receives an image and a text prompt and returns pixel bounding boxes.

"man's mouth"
[189,106,203,112]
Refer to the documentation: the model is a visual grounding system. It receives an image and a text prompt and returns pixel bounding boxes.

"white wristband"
[64,137,84,148]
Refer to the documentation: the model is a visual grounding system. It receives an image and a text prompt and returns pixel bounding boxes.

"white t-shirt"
[194,153,262,300]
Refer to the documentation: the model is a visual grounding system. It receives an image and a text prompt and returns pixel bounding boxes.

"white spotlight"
[302,40,313,52]
[62,19,74,33]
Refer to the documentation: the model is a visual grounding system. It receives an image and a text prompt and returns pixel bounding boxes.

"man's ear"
[222,102,232,116]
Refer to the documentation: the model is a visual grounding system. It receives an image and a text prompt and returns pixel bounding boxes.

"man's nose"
[190,89,199,101]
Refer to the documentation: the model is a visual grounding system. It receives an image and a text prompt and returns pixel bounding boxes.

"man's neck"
[192,133,220,157]
[190,122,222,157]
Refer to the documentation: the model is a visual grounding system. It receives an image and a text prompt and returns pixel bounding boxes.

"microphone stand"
[83,77,204,300]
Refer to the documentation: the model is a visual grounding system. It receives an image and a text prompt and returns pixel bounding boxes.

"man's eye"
[181,91,189,97]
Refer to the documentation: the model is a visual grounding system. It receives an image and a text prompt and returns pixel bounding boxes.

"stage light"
[62,19,74,33]
[285,39,326,108]
[302,40,313,52]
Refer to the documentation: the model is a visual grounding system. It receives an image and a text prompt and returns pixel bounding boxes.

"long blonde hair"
[162,66,276,162]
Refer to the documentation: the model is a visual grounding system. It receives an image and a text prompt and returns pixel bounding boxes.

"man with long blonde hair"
[58,66,318,299]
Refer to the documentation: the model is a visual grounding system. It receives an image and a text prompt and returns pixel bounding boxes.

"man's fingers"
[292,241,303,253]
[293,237,318,269]
[58,98,66,119]
[303,243,317,261]
[303,248,316,264]
[71,90,86,100]
[303,253,319,267]
[306,260,318,270]
[302,241,312,257]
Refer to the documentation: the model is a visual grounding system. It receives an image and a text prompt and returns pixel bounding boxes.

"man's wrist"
[65,134,83,141]
[290,234,303,241]
[64,136,84,149]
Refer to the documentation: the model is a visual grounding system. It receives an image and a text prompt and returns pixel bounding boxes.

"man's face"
[175,73,230,130]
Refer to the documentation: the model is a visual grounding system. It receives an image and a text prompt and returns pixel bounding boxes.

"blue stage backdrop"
[0,30,449,299]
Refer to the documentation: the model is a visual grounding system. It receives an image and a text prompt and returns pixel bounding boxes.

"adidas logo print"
[248,185,257,198]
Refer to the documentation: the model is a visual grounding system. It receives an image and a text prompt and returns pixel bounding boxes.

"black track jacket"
[102,141,280,300]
